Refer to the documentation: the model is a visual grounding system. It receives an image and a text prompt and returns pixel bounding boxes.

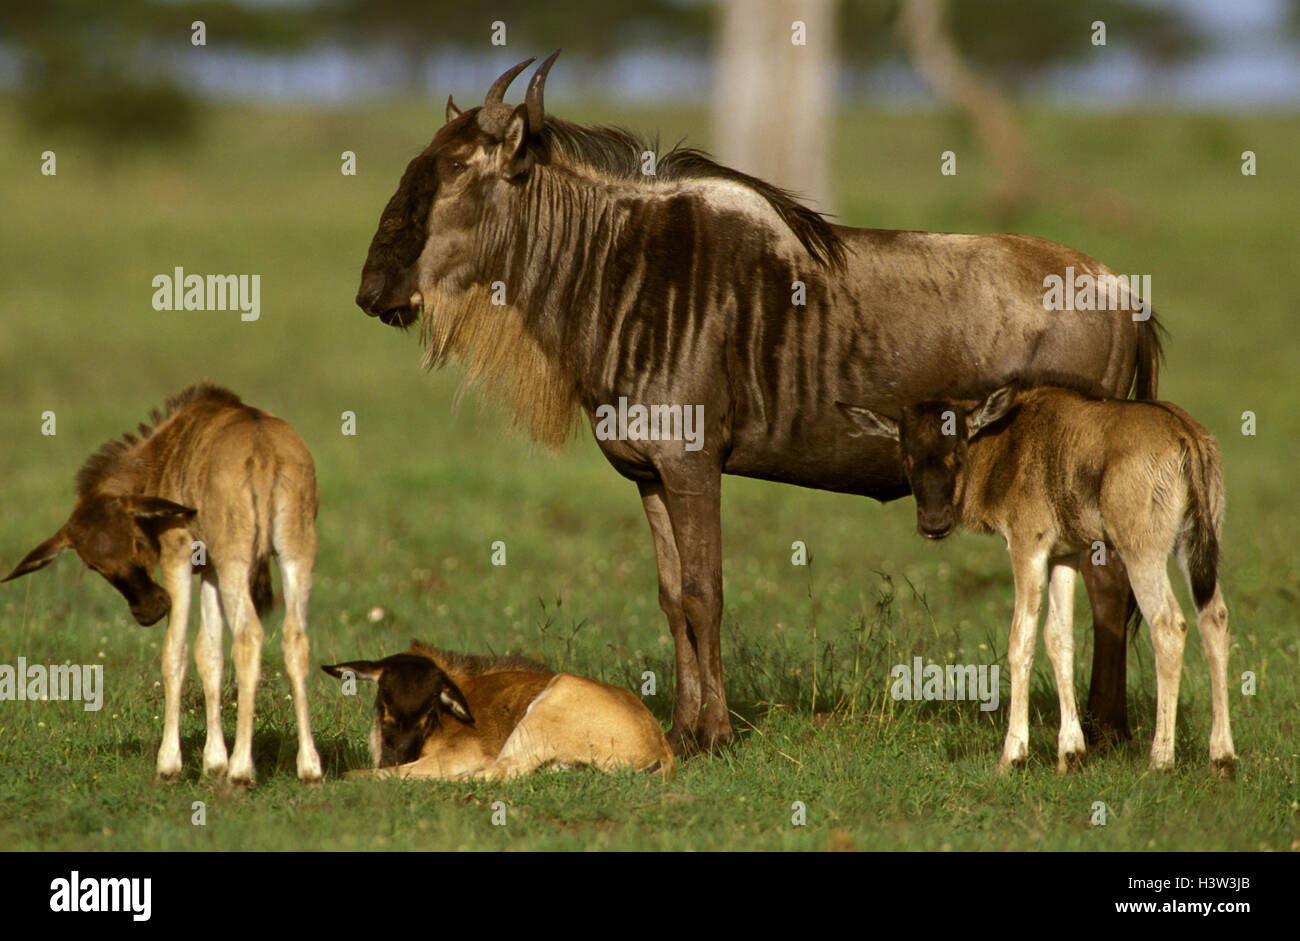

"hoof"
[1210,756,1236,781]
[997,754,1028,776]
[297,759,322,785]
[1056,750,1086,775]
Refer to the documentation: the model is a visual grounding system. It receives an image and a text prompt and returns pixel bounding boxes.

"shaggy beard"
[418,283,582,449]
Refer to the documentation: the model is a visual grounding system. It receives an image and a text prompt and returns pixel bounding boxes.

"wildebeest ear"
[498,103,533,180]
[122,495,197,528]
[836,402,899,441]
[445,95,461,123]
[321,660,385,683]
[966,385,1017,437]
[3,528,73,582]
[439,679,474,725]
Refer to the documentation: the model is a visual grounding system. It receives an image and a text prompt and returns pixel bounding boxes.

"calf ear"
[3,529,73,582]
[498,103,533,180]
[321,660,385,683]
[836,402,900,441]
[439,679,474,725]
[123,496,197,529]
[966,385,1017,437]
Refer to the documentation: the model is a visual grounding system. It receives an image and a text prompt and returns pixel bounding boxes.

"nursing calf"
[4,384,321,784]
[323,642,675,780]
[839,381,1234,775]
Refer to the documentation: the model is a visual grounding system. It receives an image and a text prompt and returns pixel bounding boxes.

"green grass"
[0,99,1296,851]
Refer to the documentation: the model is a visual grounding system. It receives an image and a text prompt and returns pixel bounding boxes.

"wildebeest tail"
[1181,434,1224,610]
[250,557,274,616]
[1124,585,1142,640]
[1132,307,1165,401]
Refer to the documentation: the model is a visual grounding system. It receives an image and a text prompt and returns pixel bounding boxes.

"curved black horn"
[485,57,535,105]
[525,50,561,135]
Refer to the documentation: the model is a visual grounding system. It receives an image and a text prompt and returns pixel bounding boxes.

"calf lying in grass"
[838,381,1234,776]
[4,384,321,784]
[323,642,675,780]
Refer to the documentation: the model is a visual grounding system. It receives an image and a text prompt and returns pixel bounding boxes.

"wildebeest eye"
[446,159,467,176]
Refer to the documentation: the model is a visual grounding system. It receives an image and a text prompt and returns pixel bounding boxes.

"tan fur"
[962,391,1233,774]
[4,385,322,784]
[418,283,582,448]
[844,385,1235,776]
[334,643,675,781]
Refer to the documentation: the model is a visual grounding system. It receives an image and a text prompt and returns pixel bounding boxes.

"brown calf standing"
[322,642,675,780]
[4,384,321,784]
[839,381,1234,776]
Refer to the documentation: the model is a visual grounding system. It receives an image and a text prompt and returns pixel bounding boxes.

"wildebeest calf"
[4,384,322,784]
[323,642,675,780]
[838,381,1234,775]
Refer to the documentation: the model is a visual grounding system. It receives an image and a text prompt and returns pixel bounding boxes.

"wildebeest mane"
[75,383,244,496]
[540,118,846,267]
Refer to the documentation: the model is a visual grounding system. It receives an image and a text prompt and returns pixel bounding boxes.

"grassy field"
[0,98,1296,851]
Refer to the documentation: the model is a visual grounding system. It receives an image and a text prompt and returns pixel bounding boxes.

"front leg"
[659,471,730,752]
[1042,562,1085,772]
[156,554,193,780]
[999,541,1048,773]
[194,571,229,777]
[219,561,263,785]
[638,480,702,754]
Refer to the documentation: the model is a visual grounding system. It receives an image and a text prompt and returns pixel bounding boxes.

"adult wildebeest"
[354,53,1162,753]
[839,380,1233,775]
[322,642,675,779]
[4,384,322,784]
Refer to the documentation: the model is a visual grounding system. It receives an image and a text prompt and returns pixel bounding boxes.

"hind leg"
[278,551,322,781]
[1193,584,1234,774]
[1043,563,1085,772]
[194,571,229,776]
[218,562,262,785]
[1127,558,1187,771]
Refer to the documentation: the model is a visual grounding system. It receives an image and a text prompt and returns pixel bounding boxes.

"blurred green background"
[0,1,1296,851]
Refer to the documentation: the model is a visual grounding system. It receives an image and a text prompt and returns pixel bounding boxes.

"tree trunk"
[714,0,835,213]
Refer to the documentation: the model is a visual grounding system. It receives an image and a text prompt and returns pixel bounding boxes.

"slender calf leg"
[219,562,263,784]
[194,571,229,776]
[1127,560,1187,771]
[1000,543,1048,772]
[279,552,322,781]
[1193,584,1235,773]
[1043,563,1086,772]
[661,474,730,751]
[156,556,193,779]
[639,480,702,754]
